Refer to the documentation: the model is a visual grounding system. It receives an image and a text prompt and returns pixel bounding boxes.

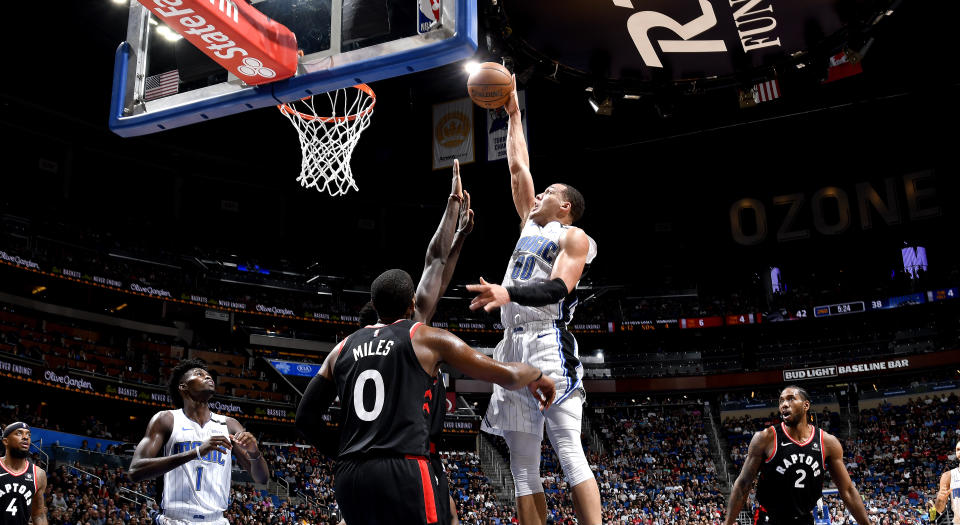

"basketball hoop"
[278,84,376,197]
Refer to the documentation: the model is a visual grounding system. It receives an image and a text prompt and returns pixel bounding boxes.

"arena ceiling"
[0,0,956,291]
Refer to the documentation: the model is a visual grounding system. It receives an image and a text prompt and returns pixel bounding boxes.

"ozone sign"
[504,0,869,81]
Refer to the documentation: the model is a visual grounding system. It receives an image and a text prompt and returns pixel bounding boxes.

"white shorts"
[482,321,584,438]
[158,513,228,525]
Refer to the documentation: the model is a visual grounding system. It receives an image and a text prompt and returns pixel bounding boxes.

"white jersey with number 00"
[500,220,597,328]
[161,409,232,521]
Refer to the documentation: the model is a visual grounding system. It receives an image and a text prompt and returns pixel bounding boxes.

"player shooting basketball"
[466,79,602,525]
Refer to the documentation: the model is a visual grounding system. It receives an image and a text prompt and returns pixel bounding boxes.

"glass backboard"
[110,0,477,136]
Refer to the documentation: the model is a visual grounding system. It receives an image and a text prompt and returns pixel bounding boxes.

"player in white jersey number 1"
[935,440,960,523]
[467,79,602,525]
[128,359,269,525]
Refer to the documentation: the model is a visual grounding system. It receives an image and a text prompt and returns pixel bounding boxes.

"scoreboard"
[813,301,865,318]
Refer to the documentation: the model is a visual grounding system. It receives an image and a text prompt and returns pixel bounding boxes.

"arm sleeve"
[504,278,568,307]
[295,374,340,455]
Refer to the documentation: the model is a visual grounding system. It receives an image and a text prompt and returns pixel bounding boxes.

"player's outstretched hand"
[198,435,232,457]
[528,373,555,412]
[231,431,260,459]
[457,190,474,235]
[504,75,519,116]
[467,277,510,312]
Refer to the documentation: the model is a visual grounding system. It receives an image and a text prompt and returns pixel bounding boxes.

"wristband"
[535,370,543,381]
[247,450,262,460]
[449,193,463,202]
[196,446,202,460]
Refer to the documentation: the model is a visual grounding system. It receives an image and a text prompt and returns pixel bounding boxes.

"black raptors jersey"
[429,375,446,445]
[756,423,825,523]
[334,319,434,458]
[0,461,37,525]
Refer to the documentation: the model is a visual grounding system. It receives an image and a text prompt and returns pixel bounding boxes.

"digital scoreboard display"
[813,301,865,318]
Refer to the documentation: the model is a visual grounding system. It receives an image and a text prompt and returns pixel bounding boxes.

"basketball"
[467,62,514,109]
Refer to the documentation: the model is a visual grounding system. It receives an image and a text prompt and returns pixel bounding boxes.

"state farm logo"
[435,112,470,148]
[237,57,276,79]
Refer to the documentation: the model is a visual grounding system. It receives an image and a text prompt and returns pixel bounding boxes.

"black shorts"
[754,508,814,525]
[336,455,444,525]
[431,454,453,525]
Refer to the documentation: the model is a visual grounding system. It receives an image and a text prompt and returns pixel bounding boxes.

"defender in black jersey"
[0,422,47,525]
[297,269,554,525]
[723,386,870,525]
[326,162,473,525]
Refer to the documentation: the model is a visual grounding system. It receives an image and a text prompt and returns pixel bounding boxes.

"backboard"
[110,0,477,137]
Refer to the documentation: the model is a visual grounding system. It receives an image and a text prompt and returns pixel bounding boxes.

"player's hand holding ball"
[503,77,520,116]
[467,62,514,109]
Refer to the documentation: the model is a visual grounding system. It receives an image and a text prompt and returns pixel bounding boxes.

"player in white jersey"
[935,440,960,523]
[467,81,602,525]
[129,359,269,525]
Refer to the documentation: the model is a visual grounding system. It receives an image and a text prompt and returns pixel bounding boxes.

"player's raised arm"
[823,432,870,524]
[504,82,536,224]
[413,324,555,410]
[724,428,770,525]
[443,188,474,289]
[414,159,469,324]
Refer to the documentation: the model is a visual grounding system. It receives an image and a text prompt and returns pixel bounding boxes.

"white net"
[278,84,375,197]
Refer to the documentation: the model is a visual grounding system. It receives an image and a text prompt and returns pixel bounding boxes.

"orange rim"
[278,84,376,123]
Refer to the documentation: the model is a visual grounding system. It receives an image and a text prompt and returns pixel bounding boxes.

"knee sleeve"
[545,425,594,487]
[503,431,544,497]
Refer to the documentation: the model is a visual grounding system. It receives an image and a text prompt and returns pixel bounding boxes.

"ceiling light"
[588,96,613,116]
[156,25,182,42]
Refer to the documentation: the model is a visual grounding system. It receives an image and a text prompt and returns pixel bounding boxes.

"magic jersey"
[0,461,37,525]
[756,423,825,522]
[500,220,597,328]
[161,409,232,521]
[950,467,960,524]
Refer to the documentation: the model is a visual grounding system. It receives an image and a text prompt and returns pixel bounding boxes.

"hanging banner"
[486,90,527,161]
[0,354,296,423]
[504,0,881,81]
[432,97,475,170]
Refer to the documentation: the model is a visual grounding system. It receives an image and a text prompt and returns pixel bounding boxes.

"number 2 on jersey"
[794,469,806,488]
[511,255,536,281]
